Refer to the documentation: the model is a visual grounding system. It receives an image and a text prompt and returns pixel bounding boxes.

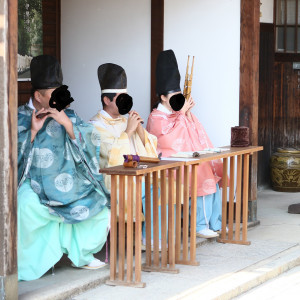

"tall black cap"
[30,55,63,89]
[156,49,181,96]
[98,63,127,93]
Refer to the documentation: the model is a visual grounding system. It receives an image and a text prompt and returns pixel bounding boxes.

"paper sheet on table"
[170,148,230,158]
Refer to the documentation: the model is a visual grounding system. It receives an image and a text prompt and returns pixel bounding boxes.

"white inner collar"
[100,110,113,118]
[157,103,172,115]
[28,98,35,110]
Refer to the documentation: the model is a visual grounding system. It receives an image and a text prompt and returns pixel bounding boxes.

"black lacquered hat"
[98,63,127,94]
[156,49,181,96]
[30,55,63,89]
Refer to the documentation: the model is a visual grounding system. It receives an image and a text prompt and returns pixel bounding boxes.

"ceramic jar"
[270,148,300,192]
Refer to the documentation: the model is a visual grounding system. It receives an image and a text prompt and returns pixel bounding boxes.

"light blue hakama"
[18,180,110,281]
[191,184,222,232]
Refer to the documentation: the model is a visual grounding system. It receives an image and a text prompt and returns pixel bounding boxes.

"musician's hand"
[135,112,146,145]
[31,108,49,142]
[43,108,75,139]
[181,96,194,115]
[186,96,195,120]
[125,110,144,139]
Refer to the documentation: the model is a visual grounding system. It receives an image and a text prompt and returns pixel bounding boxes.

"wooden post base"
[106,280,146,288]
[175,260,200,266]
[217,238,251,245]
[142,264,179,274]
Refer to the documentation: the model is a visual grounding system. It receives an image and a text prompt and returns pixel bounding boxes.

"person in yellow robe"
[89,63,160,246]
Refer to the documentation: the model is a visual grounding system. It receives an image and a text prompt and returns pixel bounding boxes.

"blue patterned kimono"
[18,103,110,223]
[18,102,110,281]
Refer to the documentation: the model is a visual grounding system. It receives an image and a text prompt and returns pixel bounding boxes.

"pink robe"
[147,109,223,197]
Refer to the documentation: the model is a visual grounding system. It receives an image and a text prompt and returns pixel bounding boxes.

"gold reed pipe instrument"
[183,55,195,100]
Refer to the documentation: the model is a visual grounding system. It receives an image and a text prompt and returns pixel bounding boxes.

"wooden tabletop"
[167,146,263,166]
[99,146,263,174]
[99,159,184,175]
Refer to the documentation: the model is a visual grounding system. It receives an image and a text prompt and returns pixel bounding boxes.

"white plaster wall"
[61,0,151,122]
[260,0,274,23]
[164,0,241,147]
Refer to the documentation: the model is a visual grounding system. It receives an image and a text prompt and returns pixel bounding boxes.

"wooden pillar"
[239,0,260,221]
[0,0,18,298]
[151,0,164,110]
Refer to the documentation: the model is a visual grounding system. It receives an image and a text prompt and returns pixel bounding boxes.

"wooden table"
[100,160,183,288]
[169,146,263,266]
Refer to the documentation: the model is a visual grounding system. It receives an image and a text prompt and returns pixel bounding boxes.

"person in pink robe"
[147,49,224,238]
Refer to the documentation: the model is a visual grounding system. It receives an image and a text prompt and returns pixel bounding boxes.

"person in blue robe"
[18,55,110,281]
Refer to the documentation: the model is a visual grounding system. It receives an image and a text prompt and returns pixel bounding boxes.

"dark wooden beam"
[0,0,18,298]
[239,0,260,221]
[151,0,164,110]
[258,23,275,188]
[42,0,61,60]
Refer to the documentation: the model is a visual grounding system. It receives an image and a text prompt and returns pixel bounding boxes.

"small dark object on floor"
[288,203,300,214]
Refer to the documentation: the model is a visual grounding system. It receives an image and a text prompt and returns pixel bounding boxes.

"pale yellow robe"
[90,110,158,219]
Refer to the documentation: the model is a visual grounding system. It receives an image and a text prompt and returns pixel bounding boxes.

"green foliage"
[18,0,43,56]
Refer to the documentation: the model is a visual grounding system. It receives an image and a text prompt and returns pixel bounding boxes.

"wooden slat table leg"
[152,171,159,267]
[189,165,199,265]
[182,166,189,261]
[135,175,145,286]
[218,155,251,246]
[107,174,146,287]
[219,158,228,241]
[217,157,228,243]
[127,176,134,282]
[176,164,199,266]
[161,170,167,268]
[168,168,178,272]
[108,175,117,282]
[142,169,179,274]
[175,166,182,262]
[242,154,251,245]
[118,175,125,281]
[145,173,152,267]
[228,157,235,241]
[235,155,242,241]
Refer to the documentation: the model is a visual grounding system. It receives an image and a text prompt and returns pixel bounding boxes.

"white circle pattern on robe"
[32,148,54,169]
[46,119,63,138]
[30,180,41,194]
[70,205,90,221]
[54,173,74,192]
[202,179,216,194]
[91,128,101,146]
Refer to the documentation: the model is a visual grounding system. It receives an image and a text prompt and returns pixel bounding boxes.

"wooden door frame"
[1,0,18,298]
[151,0,260,221]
